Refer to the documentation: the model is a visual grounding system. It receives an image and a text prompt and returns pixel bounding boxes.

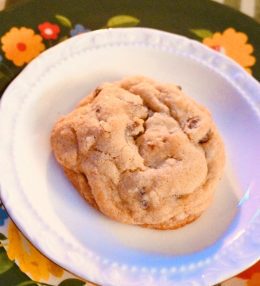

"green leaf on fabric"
[59,36,69,42]
[15,281,40,286]
[0,248,36,285]
[58,278,85,286]
[0,250,14,274]
[106,15,140,28]
[190,29,213,39]
[0,70,6,80]
[55,15,72,28]
[0,233,7,240]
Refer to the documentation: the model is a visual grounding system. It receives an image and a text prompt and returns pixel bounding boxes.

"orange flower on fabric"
[38,22,60,40]
[238,261,260,280]
[7,221,63,281]
[1,27,45,67]
[203,28,256,74]
[248,273,260,286]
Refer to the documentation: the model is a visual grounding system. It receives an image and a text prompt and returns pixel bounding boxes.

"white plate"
[0,28,260,286]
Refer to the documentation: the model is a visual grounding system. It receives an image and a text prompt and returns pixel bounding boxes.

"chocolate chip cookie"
[51,76,225,229]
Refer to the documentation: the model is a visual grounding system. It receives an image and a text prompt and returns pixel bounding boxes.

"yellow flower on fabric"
[203,28,256,74]
[7,221,63,281]
[1,27,45,67]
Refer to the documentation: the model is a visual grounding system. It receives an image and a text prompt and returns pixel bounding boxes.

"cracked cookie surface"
[51,76,225,229]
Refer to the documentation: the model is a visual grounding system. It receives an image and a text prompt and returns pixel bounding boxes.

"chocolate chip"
[147,142,155,150]
[162,137,168,143]
[93,88,102,97]
[139,188,146,196]
[132,121,140,128]
[141,199,149,209]
[148,110,154,117]
[187,116,200,129]
[177,85,182,90]
[126,121,143,137]
[199,130,211,144]
[173,194,181,199]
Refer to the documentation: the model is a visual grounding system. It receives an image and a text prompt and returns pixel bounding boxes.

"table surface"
[0,1,259,286]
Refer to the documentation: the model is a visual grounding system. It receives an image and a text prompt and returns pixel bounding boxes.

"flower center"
[16,42,27,51]
[44,28,53,35]
[211,45,226,54]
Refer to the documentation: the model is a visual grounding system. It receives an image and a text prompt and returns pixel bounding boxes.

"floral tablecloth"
[0,0,259,285]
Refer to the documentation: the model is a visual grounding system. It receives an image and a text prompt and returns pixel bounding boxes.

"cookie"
[51,76,225,229]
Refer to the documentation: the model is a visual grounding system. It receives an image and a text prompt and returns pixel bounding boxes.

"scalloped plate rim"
[0,28,260,286]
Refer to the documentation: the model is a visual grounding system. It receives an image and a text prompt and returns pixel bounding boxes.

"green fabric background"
[0,0,259,97]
